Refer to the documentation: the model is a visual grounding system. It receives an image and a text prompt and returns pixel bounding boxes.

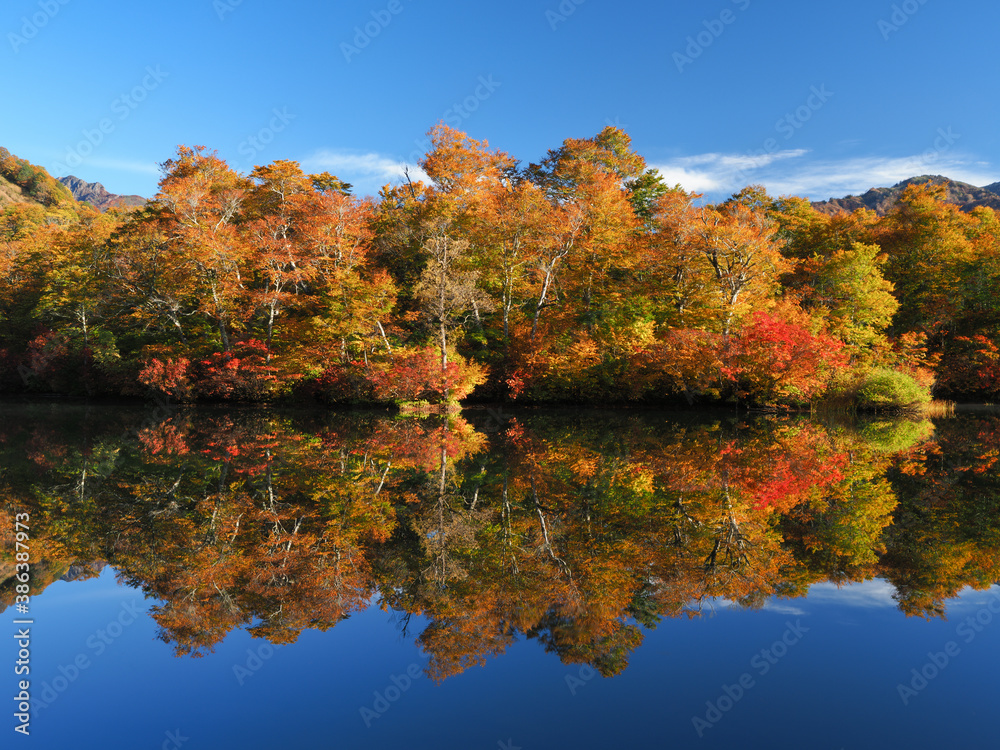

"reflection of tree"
[1,406,999,676]
[880,415,1000,617]
[781,429,904,589]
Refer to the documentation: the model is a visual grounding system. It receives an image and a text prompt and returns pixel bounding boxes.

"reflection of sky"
[711,579,900,617]
[798,578,901,609]
[12,570,1000,749]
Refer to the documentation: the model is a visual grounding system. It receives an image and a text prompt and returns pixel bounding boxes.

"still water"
[3,402,1000,748]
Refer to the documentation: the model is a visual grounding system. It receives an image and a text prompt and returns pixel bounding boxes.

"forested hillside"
[1,128,998,407]
[0,147,76,209]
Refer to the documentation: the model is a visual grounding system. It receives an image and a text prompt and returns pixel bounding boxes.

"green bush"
[855,368,931,411]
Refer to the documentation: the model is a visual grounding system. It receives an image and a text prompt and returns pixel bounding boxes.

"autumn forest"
[3,126,1000,408]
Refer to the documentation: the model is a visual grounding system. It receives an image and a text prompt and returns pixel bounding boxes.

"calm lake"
[3,402,1000,749]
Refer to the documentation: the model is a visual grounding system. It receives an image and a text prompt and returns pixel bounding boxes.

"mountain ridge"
[811,175,1000,216]
[57,175,146,211]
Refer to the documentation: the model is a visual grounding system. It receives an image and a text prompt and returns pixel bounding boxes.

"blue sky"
[3,0,998,202]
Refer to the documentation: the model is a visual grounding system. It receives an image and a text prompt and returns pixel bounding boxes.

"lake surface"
[3,402,1000,748]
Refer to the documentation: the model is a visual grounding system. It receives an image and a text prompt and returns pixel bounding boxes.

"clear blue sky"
[3,0,998,202]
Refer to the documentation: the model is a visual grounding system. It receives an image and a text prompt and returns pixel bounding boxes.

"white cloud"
[654,165,726,194]
[651,150,996,202]
[671,149,810,172]
[804,579,899,608]
[697,581,1000,617]
[700,597,807,616]
[300,149,429,196]
[938,585,1000,616]
[764,155,997,201]
[761,601,808,616]
[652,149,811,196]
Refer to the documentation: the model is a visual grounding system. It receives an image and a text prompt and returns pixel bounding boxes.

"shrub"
[855,368,931,411]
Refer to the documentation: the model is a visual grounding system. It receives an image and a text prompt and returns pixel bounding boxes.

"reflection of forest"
[1,405,998,679]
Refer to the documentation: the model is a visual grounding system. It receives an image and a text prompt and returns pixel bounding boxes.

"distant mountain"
[58,175,146,211]
[812,175,1000,216]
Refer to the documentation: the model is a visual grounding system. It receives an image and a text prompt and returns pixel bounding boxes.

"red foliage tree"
[368,347,486,404]
[192,340,282,401]
[138,357,193,401]
[727,311,848,404]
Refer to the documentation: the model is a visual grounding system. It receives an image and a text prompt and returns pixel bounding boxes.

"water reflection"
[2,404,998,681]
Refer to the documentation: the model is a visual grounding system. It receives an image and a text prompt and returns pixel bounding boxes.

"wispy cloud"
[702,597,807,616]
[762,601,808,617]
[300,149,428,196]
[53,157,161,178]
[938,585,1000,616]
[653,150,810,194]
[804,579,899,609]
[652,150,996,202]
[765,155,996,201]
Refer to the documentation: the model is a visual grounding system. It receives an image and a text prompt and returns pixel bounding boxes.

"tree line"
[2,126,999,406]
